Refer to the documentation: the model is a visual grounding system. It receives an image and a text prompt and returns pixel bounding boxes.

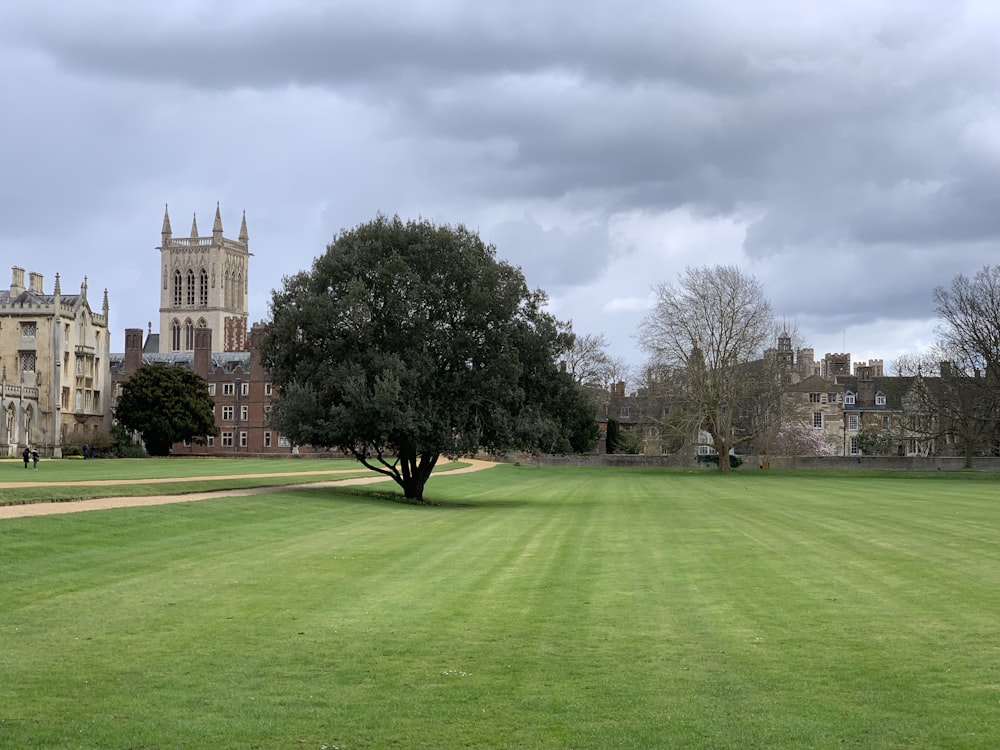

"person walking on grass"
[22,446,29,469]
[31,448,39,470]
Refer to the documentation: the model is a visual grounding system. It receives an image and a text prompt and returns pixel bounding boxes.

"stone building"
[157,203,250,353]
[0,267,110,456]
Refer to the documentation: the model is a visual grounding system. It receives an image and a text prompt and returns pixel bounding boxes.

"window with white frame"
[221,432,234,447]
[848,414,859,430]
[875,393,886,406]
[278,436,290,447]
[207,436,214,447]
[265,382,273,396]
[222,383,234,396]
[882,415,890,429]
[222,405,234,420]
[812,412,823,428]
[850,437,860,455]
[240,431,248,448]
[844,392,856,405]
[241,382,249,396]
[809,393,820,403]
[240,405,248,421]
[264,431,272,448]
[208,383,216,396]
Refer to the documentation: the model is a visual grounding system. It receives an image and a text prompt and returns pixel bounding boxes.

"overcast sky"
[2,1,998,376]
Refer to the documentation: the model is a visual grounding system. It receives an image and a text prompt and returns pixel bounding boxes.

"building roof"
[109,351,252,375]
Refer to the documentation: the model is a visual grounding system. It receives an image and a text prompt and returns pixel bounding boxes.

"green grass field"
[2,463,999,748]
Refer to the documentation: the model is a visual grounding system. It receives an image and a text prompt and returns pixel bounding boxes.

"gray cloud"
[0,0,997,368]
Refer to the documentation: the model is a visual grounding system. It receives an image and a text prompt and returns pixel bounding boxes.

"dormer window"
[875,392,886,406]
[844,392,856,405]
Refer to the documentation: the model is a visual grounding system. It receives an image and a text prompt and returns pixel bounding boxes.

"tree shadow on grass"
[292,485,529,510]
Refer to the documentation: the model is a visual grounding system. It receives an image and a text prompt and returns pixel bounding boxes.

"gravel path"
[0,459,496,519]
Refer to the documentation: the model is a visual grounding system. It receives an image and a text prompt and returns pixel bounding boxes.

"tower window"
[173,270,182,306]
[187,270,195,305]
[200,269,208,306]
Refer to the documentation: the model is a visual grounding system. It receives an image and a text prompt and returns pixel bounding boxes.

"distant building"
[109,205,314,455]
[0,267,110,456]
[156,203,250,353]
[110,323,305,455]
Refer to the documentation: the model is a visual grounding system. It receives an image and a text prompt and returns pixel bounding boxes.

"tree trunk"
[712,432,732,472]
[398,451,439,502]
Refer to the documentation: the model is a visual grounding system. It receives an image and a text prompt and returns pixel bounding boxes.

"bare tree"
[934,265,1000,374]
[638,265,780,470]
[563,332,629,390]
[931,265,1000,465]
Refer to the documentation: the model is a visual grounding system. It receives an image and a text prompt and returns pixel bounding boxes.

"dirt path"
[0,468,373,490]
[0,459,496,519]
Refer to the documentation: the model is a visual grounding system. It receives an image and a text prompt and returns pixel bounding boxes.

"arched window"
[173,270,183,306]
[186,270,195,306]
[200,269,208,306]
[171,319,181,351]
[185,319,194,350]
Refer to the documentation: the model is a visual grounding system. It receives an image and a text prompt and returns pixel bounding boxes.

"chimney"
[249,322,267,371]
[28,272,43,293]
[124,329,144,377]
[10,266,25,296]
[193,328,213,377]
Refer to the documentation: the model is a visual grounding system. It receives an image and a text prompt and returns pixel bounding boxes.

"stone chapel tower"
[157,204,250,352]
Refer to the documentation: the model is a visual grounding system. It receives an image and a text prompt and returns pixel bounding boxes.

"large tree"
[261,214,588,501]
[637,265,781,470]
[931,265,1000,463]
[113,363,218,456]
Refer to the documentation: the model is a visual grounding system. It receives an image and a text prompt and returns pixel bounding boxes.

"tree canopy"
[261,214,592,501]
[113,363,218,456]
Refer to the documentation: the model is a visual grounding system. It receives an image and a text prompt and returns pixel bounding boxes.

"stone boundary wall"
[493,453,1000,473]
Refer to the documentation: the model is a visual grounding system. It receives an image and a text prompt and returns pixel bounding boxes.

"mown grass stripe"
[2,463,999,748]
